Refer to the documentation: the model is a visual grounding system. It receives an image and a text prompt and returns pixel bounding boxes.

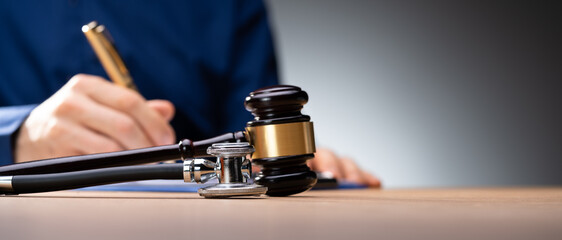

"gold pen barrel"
[82,21,137,91]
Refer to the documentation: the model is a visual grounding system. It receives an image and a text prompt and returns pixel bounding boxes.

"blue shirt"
[0,1,279,165]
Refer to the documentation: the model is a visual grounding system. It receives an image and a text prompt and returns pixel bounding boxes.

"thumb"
[147,99,175,122]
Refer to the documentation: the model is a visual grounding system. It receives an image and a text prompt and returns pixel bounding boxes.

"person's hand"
[14,74,176,163]
[308,148,381,188]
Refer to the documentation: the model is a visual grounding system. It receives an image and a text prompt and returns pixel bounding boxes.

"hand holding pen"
[13,22,176,163]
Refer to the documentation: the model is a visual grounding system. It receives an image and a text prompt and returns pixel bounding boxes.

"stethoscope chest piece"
[199,183,267,198]
[187,142,267,198]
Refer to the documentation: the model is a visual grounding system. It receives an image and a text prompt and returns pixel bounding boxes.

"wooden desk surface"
[1,188,561,240]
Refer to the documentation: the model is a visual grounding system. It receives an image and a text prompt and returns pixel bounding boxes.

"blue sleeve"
[0,105,36,166]
[220,1,280,133]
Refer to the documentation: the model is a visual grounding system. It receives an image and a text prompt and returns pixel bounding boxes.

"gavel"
[0,85,317,198]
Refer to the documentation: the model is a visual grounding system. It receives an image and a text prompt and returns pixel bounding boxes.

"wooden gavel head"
[244,85,318,196]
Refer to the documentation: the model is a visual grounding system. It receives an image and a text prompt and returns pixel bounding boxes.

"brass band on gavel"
[245,122,316,159]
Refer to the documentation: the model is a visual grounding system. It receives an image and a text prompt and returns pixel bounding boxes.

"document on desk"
[78,180,216,193]
[77,179,366,192]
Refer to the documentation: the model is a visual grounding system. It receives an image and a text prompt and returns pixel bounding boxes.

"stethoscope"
[0,136,265,198]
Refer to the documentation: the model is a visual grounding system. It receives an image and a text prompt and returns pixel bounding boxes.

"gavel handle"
[0,131,246,176]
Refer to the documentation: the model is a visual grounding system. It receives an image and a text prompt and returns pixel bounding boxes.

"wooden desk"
[1,188,561,240]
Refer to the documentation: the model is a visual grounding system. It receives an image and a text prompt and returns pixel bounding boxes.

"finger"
[339,157,367,185]
[362,171,382,188]
[310,148,344,179]
[68,93,154,150]
[47,119,122,158]
[147,99,175,121]
[68,75,175,146]
[307,154,316,169]
[64,121,124,155]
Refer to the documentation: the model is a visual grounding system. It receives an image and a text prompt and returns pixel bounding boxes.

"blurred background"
[266,0,562,188]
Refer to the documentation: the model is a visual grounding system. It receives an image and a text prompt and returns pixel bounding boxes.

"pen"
[82,21,138,91]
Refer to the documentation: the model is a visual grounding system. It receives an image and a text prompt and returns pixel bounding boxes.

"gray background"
[266,0,561,188]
